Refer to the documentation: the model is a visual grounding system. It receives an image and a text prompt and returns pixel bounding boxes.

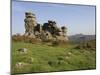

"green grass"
[11,42,96,74]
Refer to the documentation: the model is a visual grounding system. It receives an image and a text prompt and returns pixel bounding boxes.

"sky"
[12,0,96,35]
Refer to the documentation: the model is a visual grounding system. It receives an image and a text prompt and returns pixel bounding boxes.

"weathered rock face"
[24,12,37,38]
[41,30,53,41]
[24,12,68,42]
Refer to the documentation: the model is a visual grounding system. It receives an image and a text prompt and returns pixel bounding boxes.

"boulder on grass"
[17,48,28,54]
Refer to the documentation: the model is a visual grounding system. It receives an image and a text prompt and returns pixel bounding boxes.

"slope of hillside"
[12,42,96,74]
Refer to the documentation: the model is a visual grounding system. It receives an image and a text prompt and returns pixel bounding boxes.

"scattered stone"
[17,48,28,54]
[65,56,69,60]
[15,62,29,69]
[64,52,72,60]
[29,57,34,64]
[68,52,72,55]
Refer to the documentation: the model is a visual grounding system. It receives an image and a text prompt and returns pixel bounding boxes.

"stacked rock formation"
[24,12,37,38]
[24,12,68,42]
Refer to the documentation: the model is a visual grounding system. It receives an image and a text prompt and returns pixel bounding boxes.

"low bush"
[12,34,40,44]
[74,39,96,50]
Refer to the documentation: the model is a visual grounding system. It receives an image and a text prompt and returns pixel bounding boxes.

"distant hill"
[68,34,96,43]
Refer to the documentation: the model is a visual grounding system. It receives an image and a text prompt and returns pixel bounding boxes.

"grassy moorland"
[11,40,96,74]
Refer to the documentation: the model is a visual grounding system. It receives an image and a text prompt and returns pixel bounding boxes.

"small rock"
[68,52,72,55]
[17,48,28,54]
[15,62,24,68]
[65,56,69,60]
[15,62,29,69]
[29,57,34,64]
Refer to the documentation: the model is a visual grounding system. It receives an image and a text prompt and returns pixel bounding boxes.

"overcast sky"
[12,0,96,35]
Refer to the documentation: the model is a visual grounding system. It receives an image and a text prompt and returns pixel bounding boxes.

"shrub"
[52,41,59,46]
[74,39,96,50]
[12,34,40,44]
[12,34,24,42]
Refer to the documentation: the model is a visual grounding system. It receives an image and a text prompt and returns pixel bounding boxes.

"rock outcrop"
[24,12,68,42]
[24,12,37,38]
